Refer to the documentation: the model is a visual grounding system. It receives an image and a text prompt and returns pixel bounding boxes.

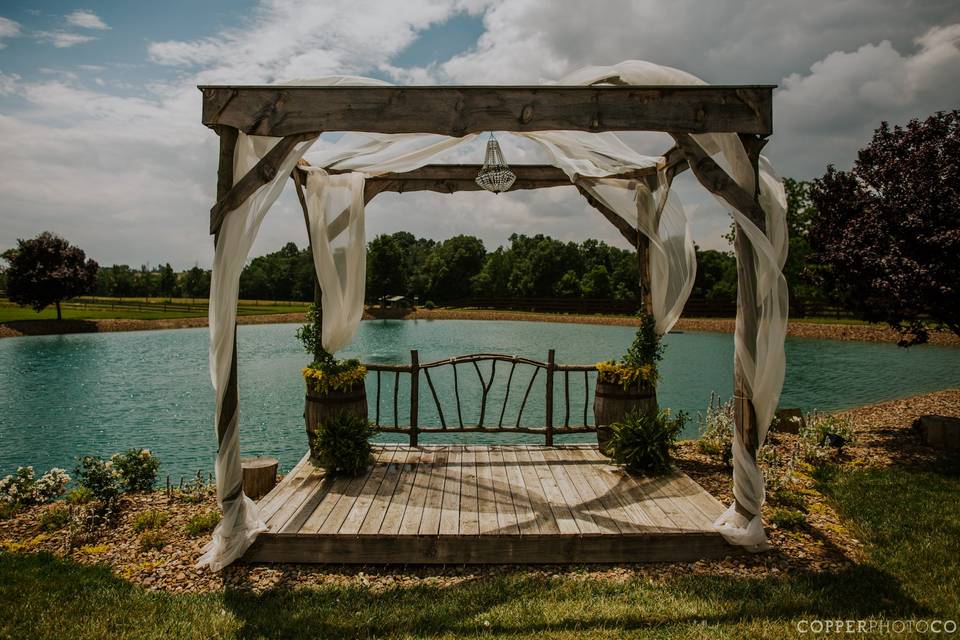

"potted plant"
[608,408,687,475]
[298,304,368,462]
[594,311,664,454]
[311,411,376,476]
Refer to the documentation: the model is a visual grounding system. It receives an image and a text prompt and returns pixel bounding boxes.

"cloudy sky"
[1,0,958,269]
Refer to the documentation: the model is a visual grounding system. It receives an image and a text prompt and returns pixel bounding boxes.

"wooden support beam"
[200,85,774,137]
[210,131,317,235]
[673,132,768,518]
[670,134,765,222]
[291,170,324,359]
[212,126,241,477]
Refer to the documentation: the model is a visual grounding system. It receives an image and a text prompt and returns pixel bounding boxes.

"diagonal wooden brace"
[209,131,319,235]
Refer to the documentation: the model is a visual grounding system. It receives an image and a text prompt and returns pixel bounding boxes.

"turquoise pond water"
[1,319,959,480]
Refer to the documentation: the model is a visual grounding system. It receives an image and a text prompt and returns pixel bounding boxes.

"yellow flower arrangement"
[302,364,367,395]
[595,360,657,389]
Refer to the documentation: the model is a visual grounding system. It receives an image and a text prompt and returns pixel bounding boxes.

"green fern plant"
[312,411,376,476]
[608,408,686,475]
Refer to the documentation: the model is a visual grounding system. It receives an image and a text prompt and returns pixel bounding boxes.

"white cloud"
[65,10,110,30]
[769,23,960,177]
[0,71,20,95]
[0,15,21,48]
[35,30,97,48]
[3,0,960,265]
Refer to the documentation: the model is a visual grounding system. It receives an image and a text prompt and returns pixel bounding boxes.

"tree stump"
[913,415,960,451]
[241,456,278,500]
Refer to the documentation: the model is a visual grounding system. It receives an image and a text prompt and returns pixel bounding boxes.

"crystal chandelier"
[475,133,516,194]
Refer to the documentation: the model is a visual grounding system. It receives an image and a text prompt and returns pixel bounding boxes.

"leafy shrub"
[138,529,168,551]
[74,456,121,504]
[424,300,435,310]
[608,408,686,476]
[806,412,855,447]
[185,511,221,537]
[697,393,734,460]
[769,507,806,529]
[176,472,215,504]
[0,466,70,507]
[111,449,160,492]
[38,505,71,532]
[596,312,664,388]
[67,502,120,548]
[770,488,807,512]
[132,509,169,533]
[65,486,93,504]
[313,411,376,476]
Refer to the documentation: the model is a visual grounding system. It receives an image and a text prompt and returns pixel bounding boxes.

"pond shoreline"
[1,307,958,346]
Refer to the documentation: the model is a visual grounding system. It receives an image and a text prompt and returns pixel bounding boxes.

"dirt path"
[2,307,957,346]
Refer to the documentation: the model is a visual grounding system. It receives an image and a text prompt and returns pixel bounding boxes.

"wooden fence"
[366,350,598,446]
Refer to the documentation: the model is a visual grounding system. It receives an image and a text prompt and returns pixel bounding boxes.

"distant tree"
[157,263,178,298]
[471,247,513,297]
[555,270,581,297]
[366,234,407,302]
[693,249,737,303]
[580,264,612,298]
[3,232,98,320]
[183,265,210,299]
[426,235,486,302]
[810,110,960,344]
[109,265,135,297]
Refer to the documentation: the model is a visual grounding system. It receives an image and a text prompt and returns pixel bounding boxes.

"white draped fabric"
[199,60,788,569]
[199,132,317,570]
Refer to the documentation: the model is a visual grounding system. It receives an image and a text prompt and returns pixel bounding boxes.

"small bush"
[74,456,121,504]
[697,393,734,460]
[424,300,435,309]
[608,408,686,476]
[771,488,807,512]
[111,449,160,492]
[65,486,94,504]
[185,511,221,537]
[807,412,855,447]
[313,411,376,476]
[176,472,215,504]
[131,509,169,533]
[138,529,168,551]
[38,505,71,532]
[769,507,806,529]
[66,502,120,549]
[0,466,70,507]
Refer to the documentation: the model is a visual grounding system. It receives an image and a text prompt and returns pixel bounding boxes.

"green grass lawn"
[2,463,957,639]
[0,299,308,323]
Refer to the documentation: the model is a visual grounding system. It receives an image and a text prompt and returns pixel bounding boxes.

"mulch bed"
[2,388,958,593]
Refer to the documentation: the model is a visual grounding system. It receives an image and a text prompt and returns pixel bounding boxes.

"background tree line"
[2,177,826,306]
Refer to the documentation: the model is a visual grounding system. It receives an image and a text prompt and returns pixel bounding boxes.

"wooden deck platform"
[243,445,734,564]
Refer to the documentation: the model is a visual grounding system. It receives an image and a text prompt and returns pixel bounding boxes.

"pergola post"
[211,125,241,494]
[292,170,324,360]
[672,132,768,518]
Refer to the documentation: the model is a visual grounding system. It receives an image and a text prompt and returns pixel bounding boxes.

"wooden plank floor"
[243,445,734,564]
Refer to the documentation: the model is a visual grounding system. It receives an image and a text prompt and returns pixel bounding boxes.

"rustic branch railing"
[366,350,597,446]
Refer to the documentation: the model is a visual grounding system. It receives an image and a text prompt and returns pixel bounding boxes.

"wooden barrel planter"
[594,382,657,455]
[304,382,368,461]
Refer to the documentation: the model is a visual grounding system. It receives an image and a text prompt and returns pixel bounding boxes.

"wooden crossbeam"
[200,85,774,137]
[209,131,318,234]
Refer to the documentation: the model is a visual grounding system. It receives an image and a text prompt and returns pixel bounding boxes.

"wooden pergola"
[200,81,776,563]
